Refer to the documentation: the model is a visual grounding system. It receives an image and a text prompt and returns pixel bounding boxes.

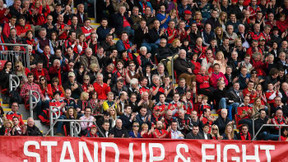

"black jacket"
[186,132,204,139]
[213,116,231,135]
[109,127,129,138]
[174,57,195,76]
[25,125,43,136]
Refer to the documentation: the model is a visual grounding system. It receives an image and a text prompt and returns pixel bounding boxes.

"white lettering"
[260,145,275,162]
[242,145,260,162]
[174,144,191,162]
[23,141,41,162]
[60,141,76,162]
[79,142,93,162]
[41,141,57,162]
[101,142,119,162]
[223,144,240,162]
[149,143,165,162]
[216,144,221,162]
[201,144,215,162]
[142,143,146,162]
[129,143,134,162]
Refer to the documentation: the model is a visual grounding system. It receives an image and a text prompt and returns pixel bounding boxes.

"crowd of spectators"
[0,0,288,140]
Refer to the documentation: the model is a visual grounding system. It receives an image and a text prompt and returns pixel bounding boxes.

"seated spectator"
[109,119,129,138]
[222,124,237,140]
[210,124,222,140]
[186,125,203,139]
[98,120,111,138]
[0,119,13,136]
[11,116,24,135]
[281,127,288,141]
[81,19,95,40]
[140,123,153,138]
[174,49,195,87]
[237,124,252,140]
[168,120,184,139]
[136,107,151,128]
[63,72,83,99]
[15,16,32,38]
[102,92,117,112]
[80,107,96,135]
[86,125,98,137]
[56,107,79,136]
[20,73,45,114]
[23,117,43,136]
[6,102,24,126]
[254,109,279,140]
[129,121,141,138]
[152,120,168,138]
[213,109,232,135]
[202,124,212,140]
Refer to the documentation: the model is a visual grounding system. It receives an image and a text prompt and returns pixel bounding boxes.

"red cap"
[90,125,97,128]
[184,10,192,15]
[232,0,238,3]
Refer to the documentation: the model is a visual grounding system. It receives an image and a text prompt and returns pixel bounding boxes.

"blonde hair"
[224,124,234,139]
[108,107,117,120]
[219,12,227,24]
[210,124,221,138]
[80,92,89,101]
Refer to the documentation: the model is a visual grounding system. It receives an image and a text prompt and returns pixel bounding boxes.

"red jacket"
[15,24,32,36]
[153,129,168,138]
[196,74,210,89]
[237,105,252,120]
[93,82,111,100]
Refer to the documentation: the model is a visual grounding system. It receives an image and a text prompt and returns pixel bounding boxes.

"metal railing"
[0,43,30,69]
[171,53,179,84]
[29,90,41,118]
[9,74,20,92]
[252,124,288,141]
[46,106,102,137]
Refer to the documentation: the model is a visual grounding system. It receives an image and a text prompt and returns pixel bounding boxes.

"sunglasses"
[133,125,139,127]
[212,128,218,130]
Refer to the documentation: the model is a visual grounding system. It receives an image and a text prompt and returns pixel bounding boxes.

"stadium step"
[0,94,49,135]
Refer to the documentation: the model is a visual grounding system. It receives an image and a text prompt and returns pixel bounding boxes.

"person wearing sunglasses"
[129,122,141,138]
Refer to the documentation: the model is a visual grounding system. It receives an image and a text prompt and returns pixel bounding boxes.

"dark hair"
[0,107,4,116]
[241,124,249,130]
[27,72,34,77]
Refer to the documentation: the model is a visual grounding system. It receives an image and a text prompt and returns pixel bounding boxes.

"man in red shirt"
[81,19,95,40]
[93,73,111,100]
[237,95,253,132]
[3,16,17,38]
[153,121,168,138]
[6,102,24,126]
[15,16,32,38]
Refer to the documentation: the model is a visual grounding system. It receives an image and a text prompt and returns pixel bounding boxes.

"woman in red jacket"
[47,77,65,100]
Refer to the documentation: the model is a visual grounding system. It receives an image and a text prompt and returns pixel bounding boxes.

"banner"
[0,136,288,162]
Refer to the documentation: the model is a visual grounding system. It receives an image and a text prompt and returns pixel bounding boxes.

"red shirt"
[196,74,210,89]
[237,105,252,120]
[93,82,111,100]
[16,24,32,36]
[123,16,130,28]
[153,129,168,138]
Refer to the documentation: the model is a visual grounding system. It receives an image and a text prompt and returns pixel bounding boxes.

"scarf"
[123,40,130,50]
[166,27,175,36]
[35,69,45,80]
[240,132,251,140]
